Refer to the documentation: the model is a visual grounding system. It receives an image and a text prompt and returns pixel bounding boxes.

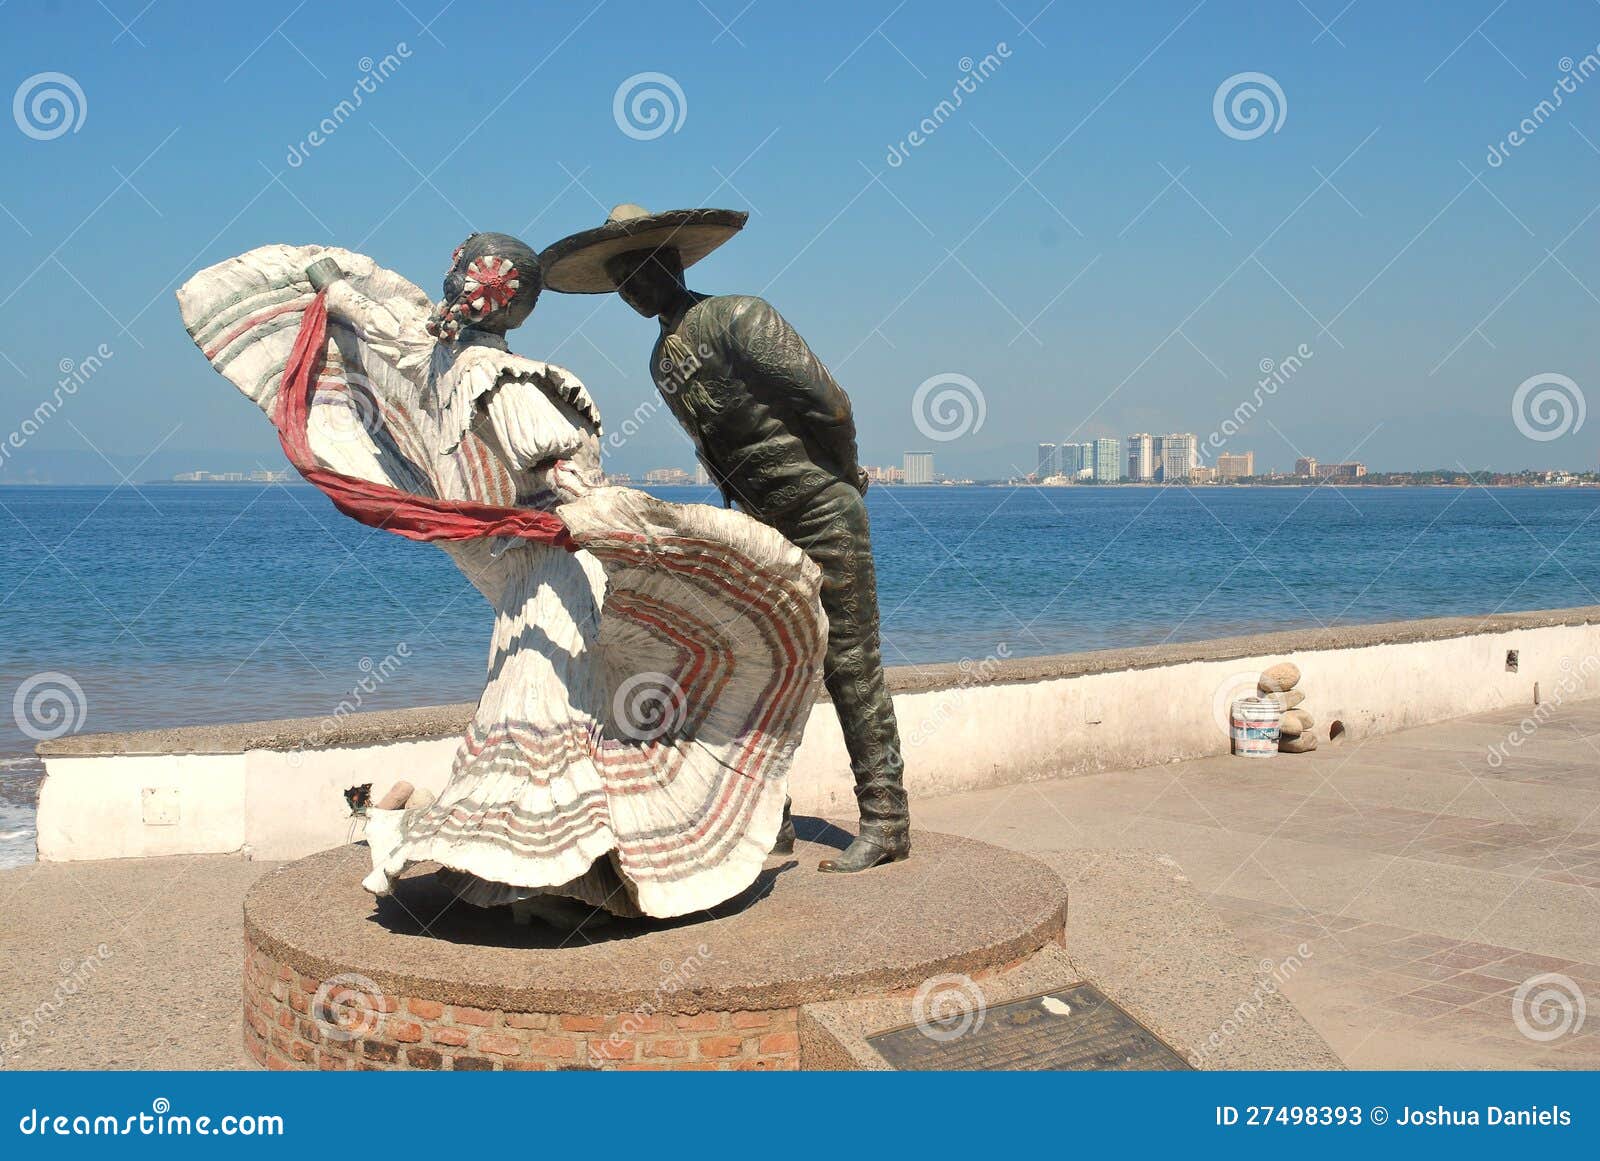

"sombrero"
[540,204,748,294]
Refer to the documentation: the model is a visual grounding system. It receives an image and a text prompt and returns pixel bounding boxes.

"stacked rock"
[372,780,436,811]
[1259,662,1317,753]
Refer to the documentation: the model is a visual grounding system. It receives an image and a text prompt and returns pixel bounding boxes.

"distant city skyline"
[96,432,1578,492]
[1029,432,1256,483]
[170,469,290,483]
[134,452,1600,492]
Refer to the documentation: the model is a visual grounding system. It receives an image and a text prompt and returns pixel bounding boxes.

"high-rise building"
[903,450,934,485]
[1294,456,1318,478]
[1076,443,1096,478]
[1126,433,1154,482]
[1160,433,1198,483]
[1035,442,1059,480]
[1093,437,1120,483]
[1216,451,1254,480]
[1060,441,1093,478]
[1314,461,1367,479]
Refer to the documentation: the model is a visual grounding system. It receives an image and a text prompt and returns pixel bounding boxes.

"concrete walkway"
[918,698,1600,1069]
[2,699,1596,1069]
[0,850,272,1069]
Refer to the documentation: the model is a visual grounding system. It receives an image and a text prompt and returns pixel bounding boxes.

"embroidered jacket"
[649,295,861,514]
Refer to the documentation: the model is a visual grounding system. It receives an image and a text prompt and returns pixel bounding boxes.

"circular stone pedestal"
[243,823,1066,1070]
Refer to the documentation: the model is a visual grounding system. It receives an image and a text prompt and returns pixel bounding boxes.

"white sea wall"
[33,611,1600,863]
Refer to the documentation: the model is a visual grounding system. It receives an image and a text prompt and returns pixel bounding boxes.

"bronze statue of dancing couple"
[178,203,909,925]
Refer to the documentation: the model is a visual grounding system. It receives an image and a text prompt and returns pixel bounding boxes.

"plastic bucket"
[1230,697,1282,757]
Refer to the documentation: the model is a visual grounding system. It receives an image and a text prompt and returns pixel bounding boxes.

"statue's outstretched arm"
[306,257,432,381]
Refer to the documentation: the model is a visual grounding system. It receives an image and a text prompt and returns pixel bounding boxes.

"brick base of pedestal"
[244,939,803,1071]
[242,824,1067,1071]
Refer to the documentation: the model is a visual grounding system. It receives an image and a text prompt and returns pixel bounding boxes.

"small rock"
[1258,662,1301,693]
[1279,709,1314,737]
[407,787,436,810]
[1279,731,1319,754]
[375,780,414,810]
[1269,688,1305,710]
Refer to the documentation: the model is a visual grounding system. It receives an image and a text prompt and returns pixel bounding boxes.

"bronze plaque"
[866,982,1193,1071]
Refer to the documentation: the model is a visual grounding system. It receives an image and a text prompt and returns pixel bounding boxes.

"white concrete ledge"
[34,606,1600,862]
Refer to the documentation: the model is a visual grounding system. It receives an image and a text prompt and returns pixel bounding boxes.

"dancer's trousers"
[759,481,909,840]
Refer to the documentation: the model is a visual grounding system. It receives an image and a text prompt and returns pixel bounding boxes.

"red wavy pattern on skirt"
[275,290,573,549]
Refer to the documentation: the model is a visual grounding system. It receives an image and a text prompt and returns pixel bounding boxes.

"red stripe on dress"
[204,300,303,360]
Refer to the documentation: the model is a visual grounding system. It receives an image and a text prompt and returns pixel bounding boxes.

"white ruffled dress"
[178,245,826,919]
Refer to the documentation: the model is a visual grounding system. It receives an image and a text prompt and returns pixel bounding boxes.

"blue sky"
[1,0,1598,481]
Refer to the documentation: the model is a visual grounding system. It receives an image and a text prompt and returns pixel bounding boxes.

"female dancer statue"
[177,234,825,922]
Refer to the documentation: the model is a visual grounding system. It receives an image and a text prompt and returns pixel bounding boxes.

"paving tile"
[1406,982,1485,1006]
[1392,933,1458,954]
[1422,948,1504,970]
[1389,960,1464,982]
[1497,951,1579,974]
[1444,971,1518,994]
[1379,994,1457,1019]
[1467,995,1516,1018]
[1475,958,1540,983]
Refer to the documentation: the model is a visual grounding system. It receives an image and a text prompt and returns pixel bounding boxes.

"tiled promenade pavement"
[917,698,1600,1069]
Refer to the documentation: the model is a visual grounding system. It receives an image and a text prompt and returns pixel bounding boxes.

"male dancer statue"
[541,205,909,873]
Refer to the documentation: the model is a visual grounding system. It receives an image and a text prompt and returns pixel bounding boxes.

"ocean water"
[3,482,1599,866]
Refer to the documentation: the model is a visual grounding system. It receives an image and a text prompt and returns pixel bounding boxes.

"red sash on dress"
[274,290,574,550]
